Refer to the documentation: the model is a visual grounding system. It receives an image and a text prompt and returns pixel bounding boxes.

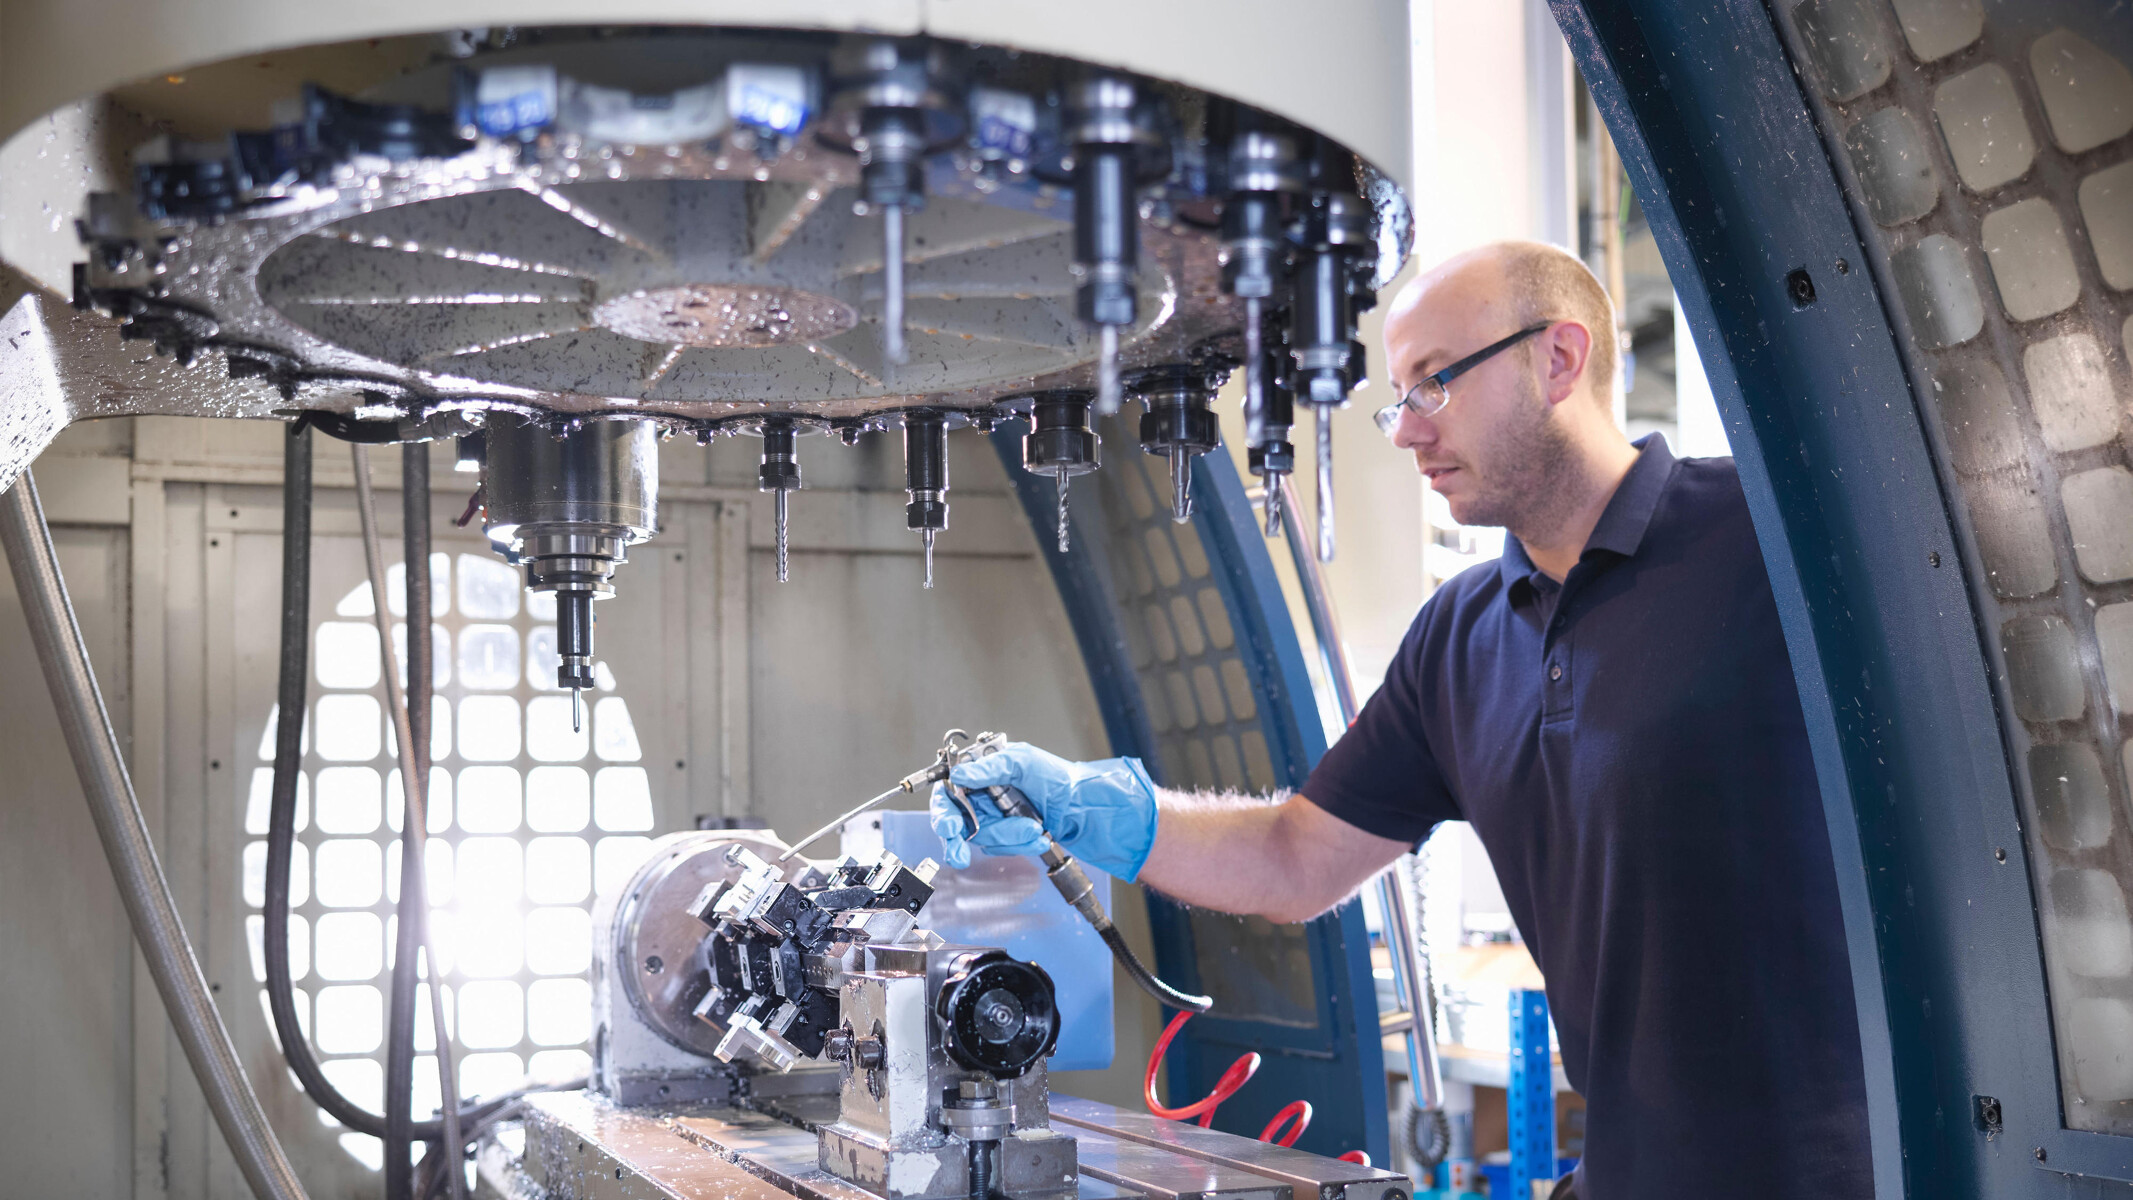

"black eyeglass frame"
[1372,321,1555,434]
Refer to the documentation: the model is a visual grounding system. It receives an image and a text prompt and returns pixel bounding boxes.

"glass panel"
[457,837,525,907]
[456,553,521,619]
[458,980,525,1050]
[1170,596,1208,657]
[1887,0,1981,62]
[527,979,592,1046]
[2002,614,2087,722]
[457,695,522,761]
[527,589,557,621]
[314,840,384,908]
[2067,998,2133,1103]
[1164,671,1199,730]
[257,700,310,760]
[2062,467,2133,582]
[241,840,308,908]
[314,767,382,835]
[524,906,593,976]
[313,985,383,1054]
[1192,665,1228,723]
[314,911,384,981]
[2023,333,2121,453]
[1891,233,1985,347]
[1197,587,1235,649]
[2049,868,2133,978]
[2031,742,2116,853]
[451,907,525,979]
[314,694,383,762]
[525,837,592,904]
[1963,476,2059,598]
[2029,29,2133,154]
[314,622,381,689]
[335,581,375,618]
[2098,603,2133,713]
[1794,0,1892,102]
[592,836,655,900]
[2081,161,2133,292]
[526,766,591,832]
[456,765,523,834]
[1220,660,1258,722]
[592,697,641,762]
[1845,107,1941,226]
[1933,64,2037,193]
[592,767,654,832]
[1980,198,2082,322]
[458,624,521,690]
[1142,528,1183,589]
[526,695,589,763]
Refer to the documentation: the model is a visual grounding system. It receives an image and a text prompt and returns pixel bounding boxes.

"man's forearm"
[1136,789,1399,923]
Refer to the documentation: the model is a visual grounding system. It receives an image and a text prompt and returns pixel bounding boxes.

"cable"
[353,444,467,1200]
[1143,1011,1260,1128]
[260,424,497,1148]
[386,442,431,1199]
[1260,1101,1312,1148]
[1100,925,1212,1014]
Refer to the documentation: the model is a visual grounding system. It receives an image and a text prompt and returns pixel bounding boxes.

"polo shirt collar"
[1497,433,1676,590]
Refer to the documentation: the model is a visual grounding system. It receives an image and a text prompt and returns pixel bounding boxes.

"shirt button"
[1549,663,1564,681]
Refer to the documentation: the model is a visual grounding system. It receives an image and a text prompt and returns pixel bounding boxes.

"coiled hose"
[1144,1011,1371,1165]
[263,423,541,1166]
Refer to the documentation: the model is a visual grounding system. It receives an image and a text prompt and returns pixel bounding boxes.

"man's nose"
[1390,404,1437,451]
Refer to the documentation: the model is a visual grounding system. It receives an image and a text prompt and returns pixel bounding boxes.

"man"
[933,241,1872,1199]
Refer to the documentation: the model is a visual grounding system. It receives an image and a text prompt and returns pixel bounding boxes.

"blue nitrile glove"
[927,742,1159,881]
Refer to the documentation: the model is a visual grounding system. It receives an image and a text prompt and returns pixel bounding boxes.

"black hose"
[385,443,432,1198]
[1098,924,1212,1013]
[264,423,490,1142]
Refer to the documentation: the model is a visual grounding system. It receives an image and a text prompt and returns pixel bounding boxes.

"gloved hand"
[927,742,1159,881]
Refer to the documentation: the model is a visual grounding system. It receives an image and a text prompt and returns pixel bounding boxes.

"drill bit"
[571,686,583,734]
[774,486,790,583]
[1095,325,1121,416]
[1169,444,1192,523]
[1316,410,1336,562]
[1055,465,1071,553]
[922,528,936,589]
[1264,476,1283,537]
[883,204,908,366]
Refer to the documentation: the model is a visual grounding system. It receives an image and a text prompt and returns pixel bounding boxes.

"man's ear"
[1540,320,1595,408]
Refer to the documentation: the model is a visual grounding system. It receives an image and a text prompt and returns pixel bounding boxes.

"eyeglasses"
[1372,322,1554,436]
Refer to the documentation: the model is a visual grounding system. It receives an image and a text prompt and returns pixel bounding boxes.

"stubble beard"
[1444,371,1580,541]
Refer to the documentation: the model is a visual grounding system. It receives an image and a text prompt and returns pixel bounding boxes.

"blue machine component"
[992,425,1390,1165]
[1507,988,1557,1198]
[844,809,1115,1073]
[1557,0,2133,1191]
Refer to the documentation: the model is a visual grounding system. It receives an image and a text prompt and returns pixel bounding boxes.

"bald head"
[1390,241,1618,405]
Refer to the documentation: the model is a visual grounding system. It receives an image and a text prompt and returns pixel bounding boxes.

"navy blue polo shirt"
[1305,436,1870,1200]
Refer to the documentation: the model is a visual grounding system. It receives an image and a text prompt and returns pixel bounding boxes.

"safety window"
[244,551,650,1168]
[1779,0,2133,1135]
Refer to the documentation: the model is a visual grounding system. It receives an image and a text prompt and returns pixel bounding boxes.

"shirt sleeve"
[1300,608,1461,847]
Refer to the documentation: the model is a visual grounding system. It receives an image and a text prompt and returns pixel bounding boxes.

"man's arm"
[1138,789,1411,923]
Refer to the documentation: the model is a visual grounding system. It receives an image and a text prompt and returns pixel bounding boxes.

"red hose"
[1259,1101,1312,1147]
[1338,1151,1372,1166]
[1145,1011,1260,1127]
